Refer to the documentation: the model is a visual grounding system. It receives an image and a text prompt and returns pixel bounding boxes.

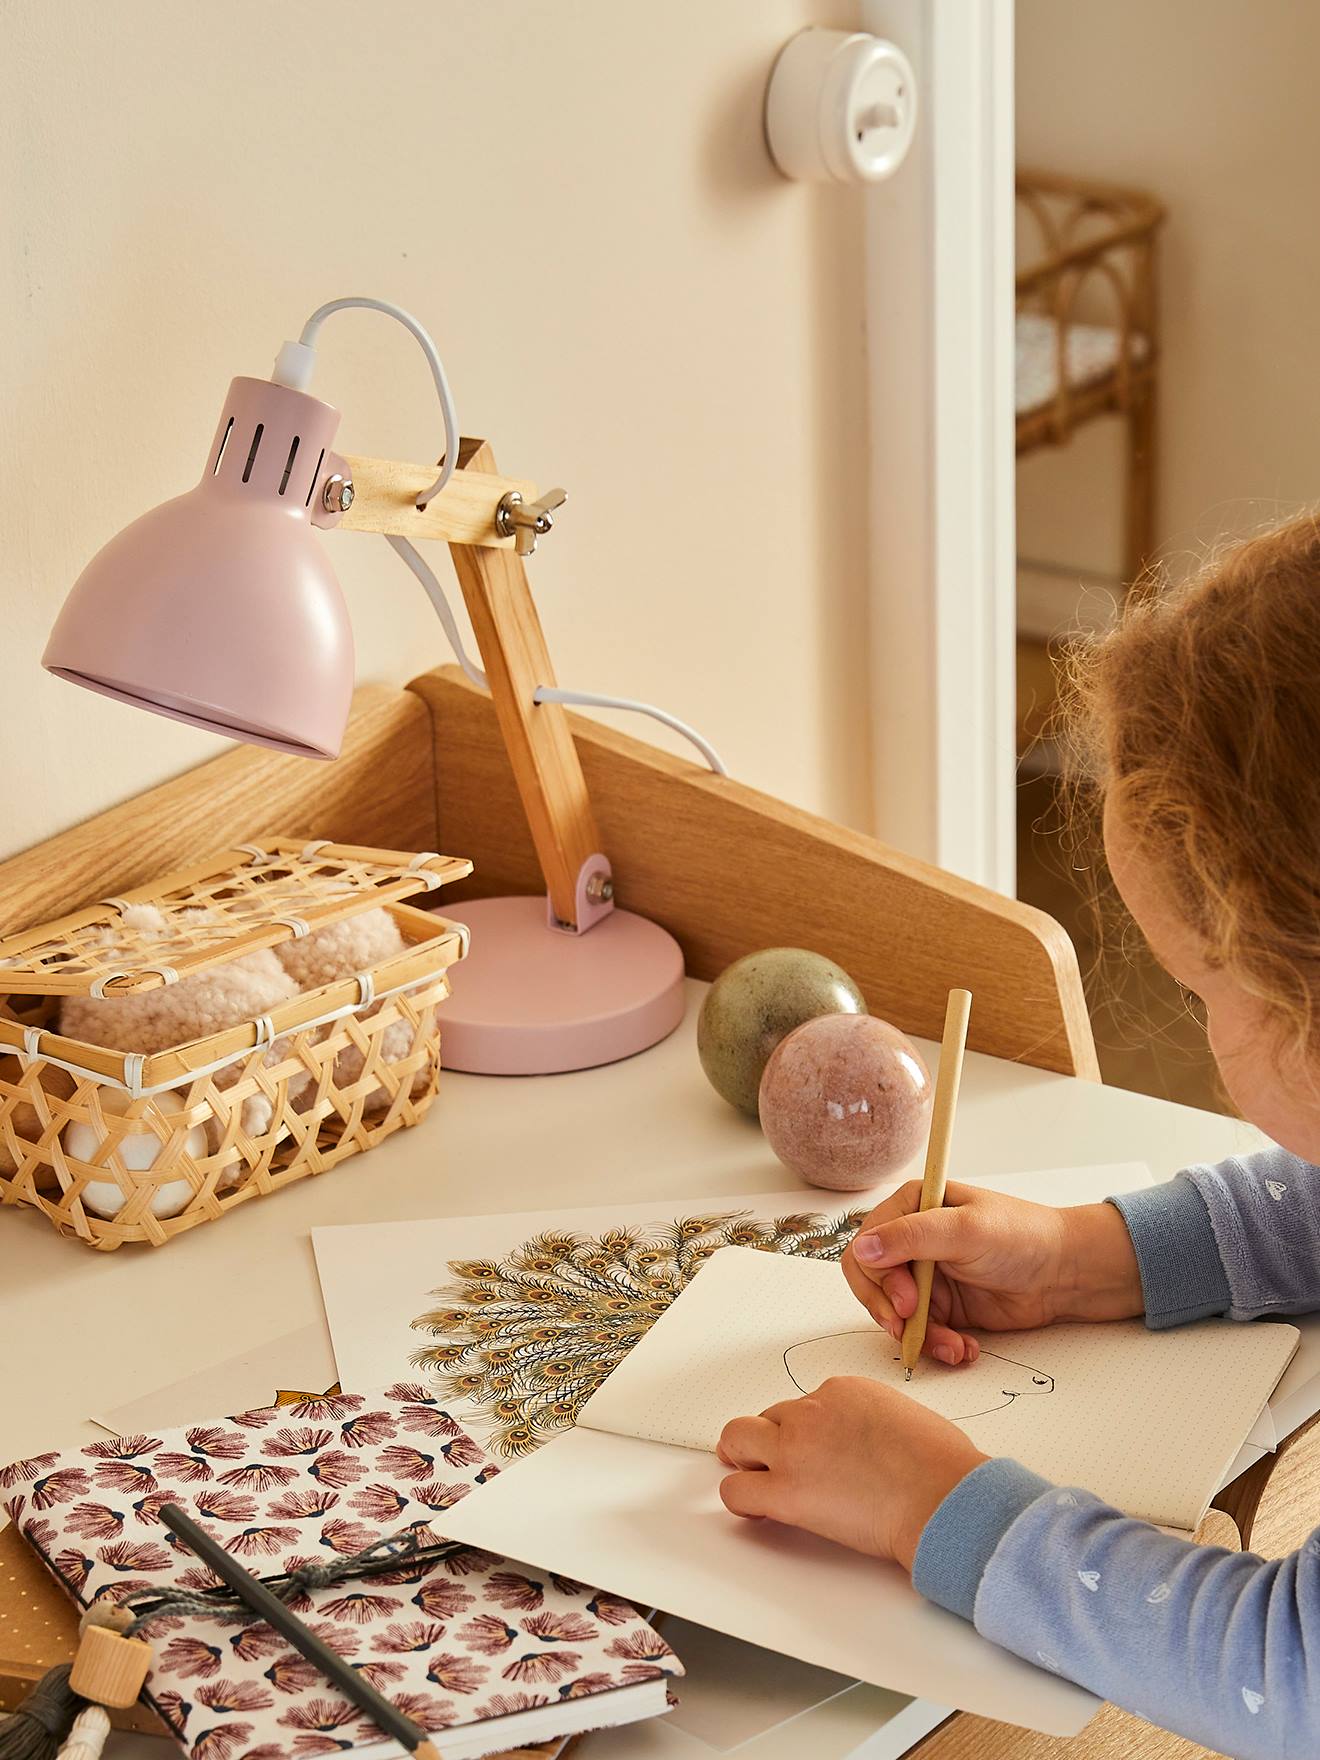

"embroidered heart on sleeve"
[1146,1582,1171,1604]
[1241,1687,1264,1714]
[1265,1180,1288,1201]
[1077,1570,1100,1592]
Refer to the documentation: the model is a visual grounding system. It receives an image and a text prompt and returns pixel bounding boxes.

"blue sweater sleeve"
[919,1476,1320,1758]
[911,1148,1320,1749]
[1111,1147,1320,1326]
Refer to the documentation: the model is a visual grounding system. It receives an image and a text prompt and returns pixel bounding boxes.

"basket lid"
[0,839,473,996]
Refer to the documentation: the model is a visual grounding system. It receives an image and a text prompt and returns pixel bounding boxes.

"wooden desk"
[0,670,1310,1760]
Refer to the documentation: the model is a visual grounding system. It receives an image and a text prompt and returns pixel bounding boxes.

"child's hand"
[717,1377,986,1569]
[842,1182,1144,1365]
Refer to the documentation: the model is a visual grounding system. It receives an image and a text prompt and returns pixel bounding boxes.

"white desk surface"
[0,980,1265,1760]
[0,978,1262,1466]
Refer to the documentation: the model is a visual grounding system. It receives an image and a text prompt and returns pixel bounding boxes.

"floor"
[1016,770,1227,1117]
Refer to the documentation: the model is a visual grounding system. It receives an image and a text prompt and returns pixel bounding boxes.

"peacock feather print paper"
[409,1206,865,1458]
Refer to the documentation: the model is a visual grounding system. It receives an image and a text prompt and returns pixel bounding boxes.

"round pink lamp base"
[439,895,687,1075]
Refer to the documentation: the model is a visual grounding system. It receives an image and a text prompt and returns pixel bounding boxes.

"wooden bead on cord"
[66,1617,151,1710]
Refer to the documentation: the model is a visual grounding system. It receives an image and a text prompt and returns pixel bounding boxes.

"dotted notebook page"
[577,1247,1300,1532]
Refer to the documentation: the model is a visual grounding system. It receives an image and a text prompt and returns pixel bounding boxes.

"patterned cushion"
[1016,311,1149,416]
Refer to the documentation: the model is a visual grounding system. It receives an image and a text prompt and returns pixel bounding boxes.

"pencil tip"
[904,1367,912,1382]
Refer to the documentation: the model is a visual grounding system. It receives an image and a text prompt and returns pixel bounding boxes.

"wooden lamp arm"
[336,437,601,930]
[339,451,538,550]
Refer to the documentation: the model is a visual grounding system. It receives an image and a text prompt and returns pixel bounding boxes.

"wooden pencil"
[901,988,973,1380]
[160,1503,443,1759]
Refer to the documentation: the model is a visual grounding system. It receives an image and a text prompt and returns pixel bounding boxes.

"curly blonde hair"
[1062,513,1320,1053]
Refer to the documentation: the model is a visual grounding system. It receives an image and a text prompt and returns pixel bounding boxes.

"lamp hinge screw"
[495,486,568,557]
[323,475,355,514]
[586,875,614,904]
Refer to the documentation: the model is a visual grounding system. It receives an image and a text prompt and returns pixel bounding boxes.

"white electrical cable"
[272,292,726,774]
[533,685,728,776]
[386,535,488,689]
[383,535,728,775]
[280,296,460,509]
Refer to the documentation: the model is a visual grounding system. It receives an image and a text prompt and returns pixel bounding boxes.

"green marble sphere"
[697,946,866,1116]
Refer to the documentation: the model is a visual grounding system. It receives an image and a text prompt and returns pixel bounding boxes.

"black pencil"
[160,1503,441,1759]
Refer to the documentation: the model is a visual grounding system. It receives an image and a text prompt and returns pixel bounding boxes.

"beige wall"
[1016,0,1320,611]
[0,0,869,865]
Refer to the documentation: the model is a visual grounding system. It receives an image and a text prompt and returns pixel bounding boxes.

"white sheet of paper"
[580,1247,1298,1532]
[431,1423,1099,1735]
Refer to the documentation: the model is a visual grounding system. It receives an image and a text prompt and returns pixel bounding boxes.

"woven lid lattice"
[0,839,472,996]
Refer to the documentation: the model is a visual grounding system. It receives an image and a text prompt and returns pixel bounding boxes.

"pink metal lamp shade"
[43,377,355,759]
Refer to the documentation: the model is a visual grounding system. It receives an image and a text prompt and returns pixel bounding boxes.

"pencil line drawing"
[781,1330,1056,1419]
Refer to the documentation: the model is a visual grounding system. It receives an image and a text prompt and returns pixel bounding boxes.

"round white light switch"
[765,27,918,185]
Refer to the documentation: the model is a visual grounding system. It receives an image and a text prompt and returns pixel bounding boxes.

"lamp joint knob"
[495,487,568,557]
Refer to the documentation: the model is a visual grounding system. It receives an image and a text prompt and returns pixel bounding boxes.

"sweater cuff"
[911,1458,1054,1623]
[1108,1176,1231,1329]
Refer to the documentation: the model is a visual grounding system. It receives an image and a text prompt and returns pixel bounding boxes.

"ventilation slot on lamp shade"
[305,446,326,507]
[212,416,235,476]
[241,423,265,484]
[279,436,301,496]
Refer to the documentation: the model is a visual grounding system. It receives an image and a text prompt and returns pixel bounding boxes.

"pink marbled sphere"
[758,1013,932,1191]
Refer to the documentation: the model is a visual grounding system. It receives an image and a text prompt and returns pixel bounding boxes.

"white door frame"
[860,0,1016,895]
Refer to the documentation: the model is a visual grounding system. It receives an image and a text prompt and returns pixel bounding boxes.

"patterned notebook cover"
[1,1383,681,1758]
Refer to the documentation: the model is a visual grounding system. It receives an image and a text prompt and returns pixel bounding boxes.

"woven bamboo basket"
[0,839,472,1249]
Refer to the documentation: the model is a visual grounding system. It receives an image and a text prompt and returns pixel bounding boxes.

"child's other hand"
[842,1182,1144,1365]
[717,1377,986,1569]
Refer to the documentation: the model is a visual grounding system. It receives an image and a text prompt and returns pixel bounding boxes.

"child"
[717,516,1320,1755]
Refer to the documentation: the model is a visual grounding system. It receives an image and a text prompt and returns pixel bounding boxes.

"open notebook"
[433,1236,1298,1735]
[580,1246,1299,1533]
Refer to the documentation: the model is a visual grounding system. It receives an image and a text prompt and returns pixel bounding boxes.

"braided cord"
[120,1528,447,1635]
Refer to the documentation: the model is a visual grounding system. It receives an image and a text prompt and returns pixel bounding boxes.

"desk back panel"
[413,668,1098,1080]
[0,685,437,935]
[0,671,1096,1079]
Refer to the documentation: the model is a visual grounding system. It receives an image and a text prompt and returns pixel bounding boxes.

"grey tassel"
[0,1665,83,1760]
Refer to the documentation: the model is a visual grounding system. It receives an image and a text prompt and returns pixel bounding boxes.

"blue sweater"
[912,1150,1320,1755]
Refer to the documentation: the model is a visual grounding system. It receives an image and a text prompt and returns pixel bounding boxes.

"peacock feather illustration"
[409,1206,865,1457]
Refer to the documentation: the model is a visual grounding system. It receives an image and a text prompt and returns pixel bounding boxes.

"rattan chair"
[1016,168,1165,590]
[1015,170,1165,763]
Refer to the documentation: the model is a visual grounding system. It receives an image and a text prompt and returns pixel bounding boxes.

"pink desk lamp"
[44,298,723,1074]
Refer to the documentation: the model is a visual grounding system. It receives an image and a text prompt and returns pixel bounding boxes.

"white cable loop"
[97,897,132,916]
[123,1054,145,1098]
[300,840,331,860]
[89,975,128,1000]
[287,295,726,774]
[21,1027,42,1063]
[298,298,460,508]
[254,1014,276,1051]
[356,970,376,1010]
[382,537,727,775]
[274,916,311,939]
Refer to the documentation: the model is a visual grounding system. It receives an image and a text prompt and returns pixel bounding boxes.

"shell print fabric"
[411,1207,866,1457]
[2,1385,680,1757]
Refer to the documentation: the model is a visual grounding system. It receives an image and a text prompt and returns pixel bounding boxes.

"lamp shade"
[44,377,355,759]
